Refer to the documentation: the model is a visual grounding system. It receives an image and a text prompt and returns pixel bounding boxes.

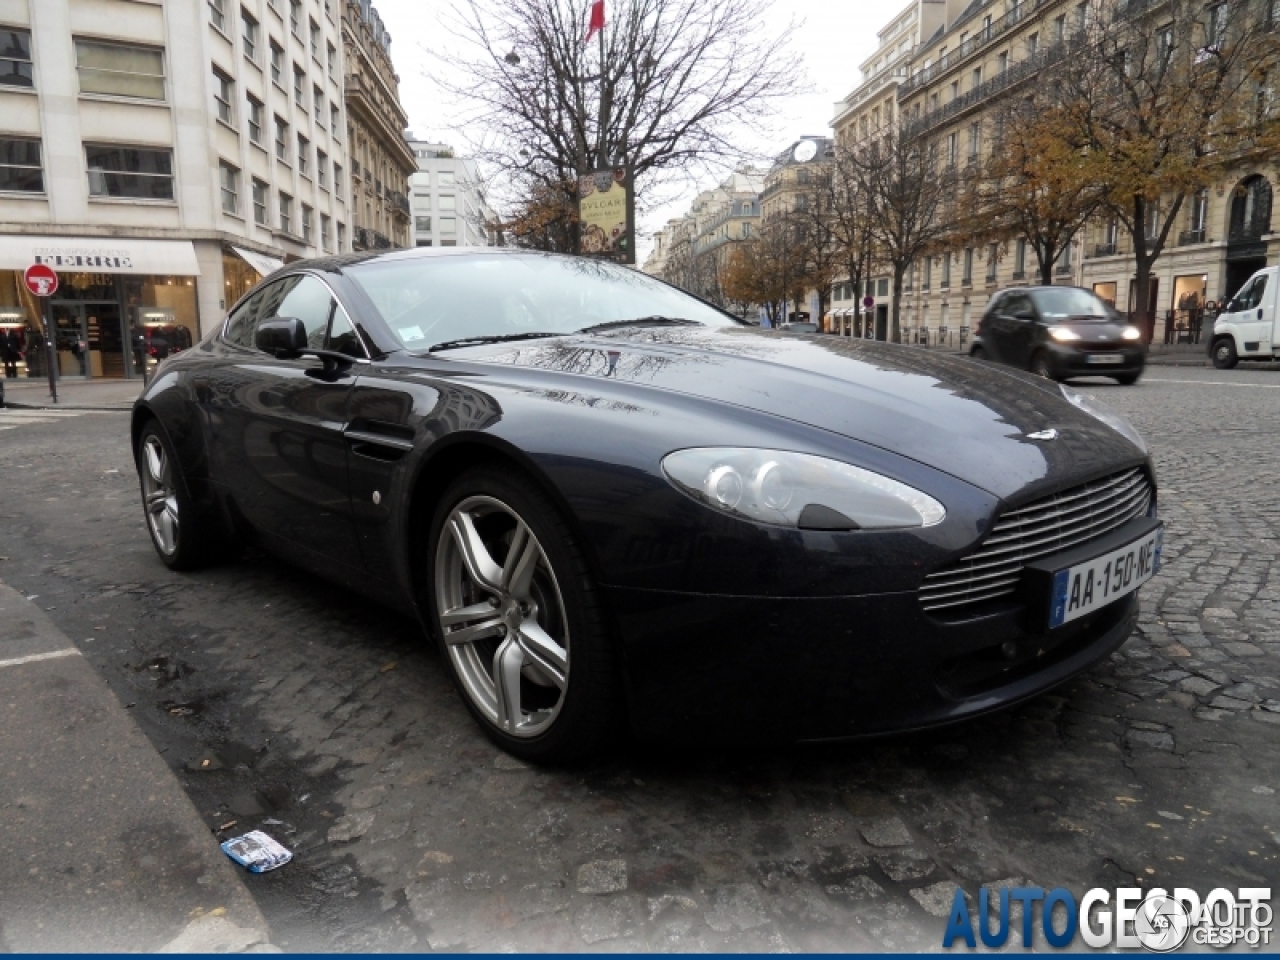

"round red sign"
[24,263,59,298]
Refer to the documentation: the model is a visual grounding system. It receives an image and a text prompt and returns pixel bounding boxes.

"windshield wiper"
[428,332,564,353]
[576,316,700,334]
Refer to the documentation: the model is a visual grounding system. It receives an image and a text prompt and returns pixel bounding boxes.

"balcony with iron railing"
[1229,214,1272,244]
[1178,228,1206,246]
[899,0,1050,99]
[1055,261,1073,276]
[1092,242,1117,258]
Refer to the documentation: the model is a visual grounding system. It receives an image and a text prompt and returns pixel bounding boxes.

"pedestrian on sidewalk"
[0,328,20,378]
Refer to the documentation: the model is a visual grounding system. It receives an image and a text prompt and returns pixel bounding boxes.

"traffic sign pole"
[24,264,60,404]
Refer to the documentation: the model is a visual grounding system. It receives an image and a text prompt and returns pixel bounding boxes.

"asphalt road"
[0,365,1277,951]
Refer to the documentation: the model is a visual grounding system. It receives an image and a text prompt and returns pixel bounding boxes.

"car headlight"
[661,448,946,530]
[1048,326,1080,342]
[1122,325,1142,341]
[1060,385,1147,453]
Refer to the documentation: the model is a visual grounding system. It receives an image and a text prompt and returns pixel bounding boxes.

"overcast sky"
[372,0,885,256]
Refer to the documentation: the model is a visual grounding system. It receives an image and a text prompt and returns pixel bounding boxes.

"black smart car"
[970,286,1146,384]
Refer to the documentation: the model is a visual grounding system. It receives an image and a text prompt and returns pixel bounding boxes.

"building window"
[219,160,239,214]
[247,95,263,144]
[209,0,226,32]
[321,213,331,250]
[1206,4,1227,50]
[74,39,165,100]
[946,132,958,168]
[213,68,234,124]
[437,170,456,187]
[297,134,309,176]
[301,203,313,241]
[440,216,456,233]
[0,28,34,89]
[438,195,456,212]
[1190,188,1209,236]
[313,85,324,124]
[333,162,342,197]
[274,116,288,161]
[336,221,345,249]
[1014,238,1027,276]
[269,40,283,85]
[330,103,341,136]
[252,178,268,224]
[968,122,980,161]
[309,18,320,60]
[998,51,1009,74]
[293,64,304,106]
[279,191,293,233]
[85,145,174,200]
[1053,14,1066,44]
[922,258,931,291]
[963,248,973,285]
[415,215,431,232]
[1027,32,1039,57]
[327,41,336,79]
[986,242,999,281]
[317,149,327,187]
[241,8,259,61]
[289,0,301,37]
[0,137,43,192]
[941,253,952,288]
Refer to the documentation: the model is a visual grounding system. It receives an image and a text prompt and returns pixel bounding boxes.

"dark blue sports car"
[133,249,1160,761]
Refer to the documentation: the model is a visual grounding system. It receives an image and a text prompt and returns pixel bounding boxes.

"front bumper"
[607,584,1138,743]
[1046,343,1146,378]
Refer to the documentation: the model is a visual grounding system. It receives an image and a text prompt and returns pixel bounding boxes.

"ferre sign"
[32,248,134,270]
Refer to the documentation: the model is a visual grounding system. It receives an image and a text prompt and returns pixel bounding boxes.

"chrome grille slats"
[919,468,1153,614]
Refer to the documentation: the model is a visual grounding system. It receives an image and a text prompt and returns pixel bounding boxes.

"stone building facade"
[342,0,413,251]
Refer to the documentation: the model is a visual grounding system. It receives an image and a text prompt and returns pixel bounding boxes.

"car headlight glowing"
[661,448,946,530]
[1060,385,1147,453]
[1122,325,1142,341]
[1048,326,1081,342]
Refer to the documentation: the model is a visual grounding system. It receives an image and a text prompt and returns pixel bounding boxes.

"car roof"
[276,246,591,278]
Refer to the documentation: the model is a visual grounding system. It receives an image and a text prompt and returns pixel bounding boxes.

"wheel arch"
[404,434,612,611]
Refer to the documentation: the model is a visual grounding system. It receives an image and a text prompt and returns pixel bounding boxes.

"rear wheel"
[426,467,618,763]
[1114,372,1141,386]
[1211,338,1238,370]
[1030,351,1056,380]
[135,421,228,570]
[970,345,986,361]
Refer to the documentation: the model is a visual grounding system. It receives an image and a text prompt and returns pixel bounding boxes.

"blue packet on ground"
[220,830,293,873]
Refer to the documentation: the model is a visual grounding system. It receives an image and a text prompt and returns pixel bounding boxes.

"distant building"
[0,0,350,382]
[405,141,494,247]
[343,0,414,251]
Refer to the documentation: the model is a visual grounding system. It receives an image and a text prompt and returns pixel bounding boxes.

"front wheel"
[1114,372,1141,386]
[426,467,618,763]
[136,421,227,570]
[970,345,986,361]
[1211,338,1238,370]
[1030,351,1057,380]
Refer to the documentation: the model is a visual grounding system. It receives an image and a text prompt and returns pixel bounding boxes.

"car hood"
[470,325,1145,501]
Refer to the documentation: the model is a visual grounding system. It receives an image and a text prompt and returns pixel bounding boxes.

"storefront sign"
[0,237,200,276]
[23,264,59,297]
[577,167,635,264]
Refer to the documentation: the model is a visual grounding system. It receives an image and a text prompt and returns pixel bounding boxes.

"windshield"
[346,253,740,351]
[1031,287,1117,321]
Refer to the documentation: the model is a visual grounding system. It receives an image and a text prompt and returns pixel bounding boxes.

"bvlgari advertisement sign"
[577,167,634,264]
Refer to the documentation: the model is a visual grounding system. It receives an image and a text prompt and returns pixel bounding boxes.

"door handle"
[1259,309,1264,321]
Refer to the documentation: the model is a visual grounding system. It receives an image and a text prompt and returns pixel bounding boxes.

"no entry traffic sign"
[24,263,59,298]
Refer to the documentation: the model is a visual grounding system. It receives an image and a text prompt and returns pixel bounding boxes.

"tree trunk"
[1038,240,1055,286]
[1133,255,1155,344]
[891,267,905,344]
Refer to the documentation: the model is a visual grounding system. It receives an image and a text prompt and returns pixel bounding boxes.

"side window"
[1003,294,1029,317]
[983,294,1004,319]
[1236,276,1266,311]
[327,302,365,358]
[261,274,333,349]
[223,287,268,348]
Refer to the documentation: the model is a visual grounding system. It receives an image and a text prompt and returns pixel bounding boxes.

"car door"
[206,273,363,566]
[1235,273,1271,353]
[1001,292,1038,368]
[979,294,1009,360]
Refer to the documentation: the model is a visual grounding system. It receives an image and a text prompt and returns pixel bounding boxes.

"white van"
[1208,265,1279,369]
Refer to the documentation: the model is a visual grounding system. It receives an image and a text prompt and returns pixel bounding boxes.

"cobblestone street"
[1,365,1277,952]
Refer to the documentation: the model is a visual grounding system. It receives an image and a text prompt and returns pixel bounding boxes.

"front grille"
[920,468,1154,614]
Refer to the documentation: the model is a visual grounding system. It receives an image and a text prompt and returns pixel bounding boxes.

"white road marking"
[0,409,110,430]
[1143,378,1280,389]
[0,648,81,669]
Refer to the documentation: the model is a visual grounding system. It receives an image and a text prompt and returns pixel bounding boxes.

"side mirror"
[255,317,308,357]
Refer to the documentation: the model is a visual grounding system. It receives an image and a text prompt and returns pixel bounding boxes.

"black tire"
[970,345,986,361]
[1211,338,1238,370]
[1114,372,1141,385]
[425,466,619,763]
[1030,351,1057,380]
[135,420,229,570]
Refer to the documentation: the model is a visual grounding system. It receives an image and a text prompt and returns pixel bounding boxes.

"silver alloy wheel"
[141,435,179,556]
[434,495,570,738]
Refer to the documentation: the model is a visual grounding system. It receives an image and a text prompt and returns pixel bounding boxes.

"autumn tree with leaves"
[721,217,809,326]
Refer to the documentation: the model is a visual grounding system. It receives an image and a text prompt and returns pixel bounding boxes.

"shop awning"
[230,245,284,278]
[0,235,199,275]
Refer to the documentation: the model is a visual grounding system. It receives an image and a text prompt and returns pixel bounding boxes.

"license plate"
[1048,527,1163,628]
[1086,354,1124,364]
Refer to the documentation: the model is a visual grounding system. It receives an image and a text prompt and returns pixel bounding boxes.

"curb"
[2,400,135,412]
[0,579,275,952]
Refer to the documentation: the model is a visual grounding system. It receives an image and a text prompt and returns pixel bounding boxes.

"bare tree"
[829,151,879,335]
[435,0,801,251]
[721,218,807,326]
[1043,0,1280,338]
[785,166,843,326]
[848,129,955,344]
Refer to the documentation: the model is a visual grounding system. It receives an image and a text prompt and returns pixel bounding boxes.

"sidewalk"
[1,377,142,410]
[0,579,274,952]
